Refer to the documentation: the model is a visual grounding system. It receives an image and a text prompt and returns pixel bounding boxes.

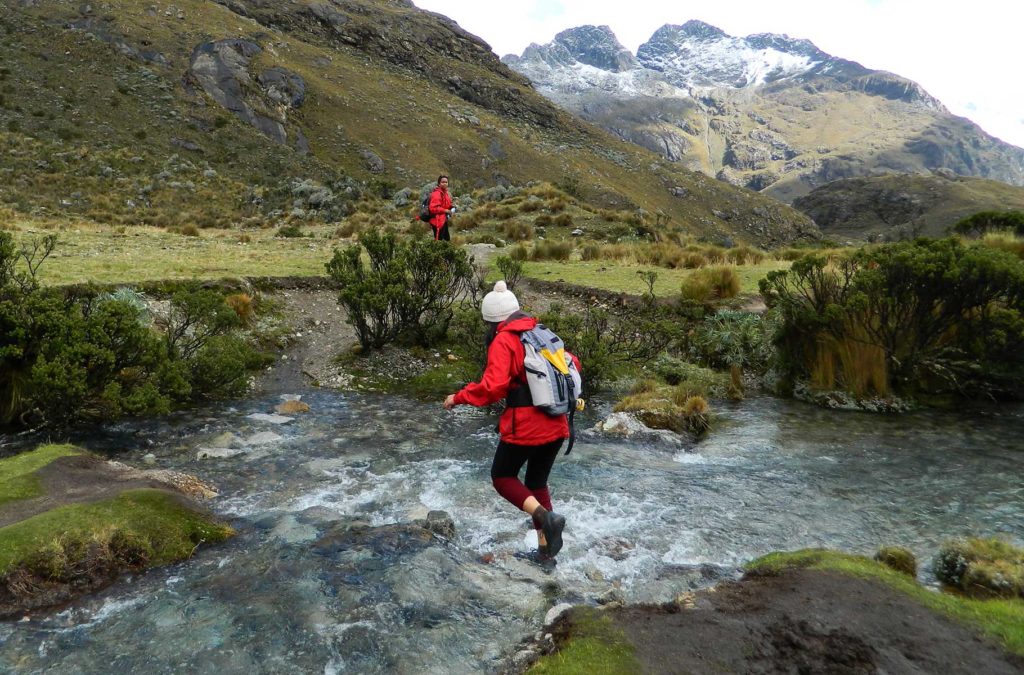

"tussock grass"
[935,538,1024,599]
[680,266,741,303]
[531,240,572,261]
[807,326,889,397]
[979,231,1024,260]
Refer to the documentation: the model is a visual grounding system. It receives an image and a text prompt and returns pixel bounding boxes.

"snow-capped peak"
[637,22,830,89]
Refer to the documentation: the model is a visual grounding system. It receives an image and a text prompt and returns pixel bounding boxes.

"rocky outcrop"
[210,0,565,129]
[188,39,308,151]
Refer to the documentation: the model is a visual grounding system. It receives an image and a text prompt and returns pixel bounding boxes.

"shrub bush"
[275,223,304,238]
[952,210,1024,237]
[494,255,524,291]
[325,231,474,350]
[761,238,1024,400]
[0,235,265,426]
[540,303,683,394]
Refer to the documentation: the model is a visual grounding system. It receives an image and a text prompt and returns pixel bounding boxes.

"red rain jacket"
[427,187,452,229]
[454,314,580,446]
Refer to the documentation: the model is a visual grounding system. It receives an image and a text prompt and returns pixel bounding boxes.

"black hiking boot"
[514,549,557,570]
[539,511,566,557]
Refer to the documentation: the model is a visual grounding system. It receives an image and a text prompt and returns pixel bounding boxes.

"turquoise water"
[0,392,1021,673]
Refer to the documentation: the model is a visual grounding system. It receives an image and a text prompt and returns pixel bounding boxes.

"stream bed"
[1,392,1021,673]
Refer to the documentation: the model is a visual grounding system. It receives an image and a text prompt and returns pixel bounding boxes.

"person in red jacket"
[444,280,578,559]
[427,175,454,241]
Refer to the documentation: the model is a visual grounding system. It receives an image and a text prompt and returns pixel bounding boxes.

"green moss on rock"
[935,538,1024,598]
[531,607,641,674]
[875,546,917,577]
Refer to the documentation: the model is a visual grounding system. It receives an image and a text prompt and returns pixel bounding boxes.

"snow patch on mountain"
[638,32,821,89]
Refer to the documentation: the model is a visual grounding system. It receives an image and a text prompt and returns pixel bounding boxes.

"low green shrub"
[0,234,269,426]
[275,223,305,238]
[761,238,1024,401]
[494,255,524,291]
[952,210,1024,237]
[325,231,474,350]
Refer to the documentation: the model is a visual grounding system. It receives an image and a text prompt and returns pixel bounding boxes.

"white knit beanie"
[481,280,520,323]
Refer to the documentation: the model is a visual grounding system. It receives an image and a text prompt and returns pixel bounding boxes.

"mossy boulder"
[874,546,917,577]
[934,538,1024,598]
[614,377,714,435]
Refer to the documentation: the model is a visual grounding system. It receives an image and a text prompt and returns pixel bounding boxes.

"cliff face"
[0,1,816,246]
[505,21,1024,201]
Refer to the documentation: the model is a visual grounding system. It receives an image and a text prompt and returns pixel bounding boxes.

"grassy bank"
[10,220,341,286]
[0,446,233,615]
[748,549,1024,656]
[0,444,80,506]
[524,259,790,297]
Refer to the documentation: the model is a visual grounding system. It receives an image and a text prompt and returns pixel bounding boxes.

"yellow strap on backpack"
[539,346,570,375]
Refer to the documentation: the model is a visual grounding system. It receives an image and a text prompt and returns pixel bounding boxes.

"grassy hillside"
[0,0,816,247]
[792,173,1024,241]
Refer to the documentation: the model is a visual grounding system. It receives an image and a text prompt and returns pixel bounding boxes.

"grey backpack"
[519,325,581,416]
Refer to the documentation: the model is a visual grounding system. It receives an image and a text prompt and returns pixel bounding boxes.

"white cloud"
[413,0,1024,148]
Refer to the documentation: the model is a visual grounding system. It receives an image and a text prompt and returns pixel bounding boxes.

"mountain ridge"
[0,0,816,247]
[504,21,1024,201]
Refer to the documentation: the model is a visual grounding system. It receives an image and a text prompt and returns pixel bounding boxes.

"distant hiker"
[426,174,455,241]
[444,281,581,560]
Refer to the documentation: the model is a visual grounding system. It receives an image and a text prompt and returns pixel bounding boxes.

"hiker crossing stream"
[1,392,1021,673]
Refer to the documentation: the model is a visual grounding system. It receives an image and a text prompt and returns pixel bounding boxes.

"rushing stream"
[1,391,1022,673]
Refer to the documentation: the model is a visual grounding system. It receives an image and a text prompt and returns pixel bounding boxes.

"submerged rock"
[247,413,295,424]
[587,412,686,446]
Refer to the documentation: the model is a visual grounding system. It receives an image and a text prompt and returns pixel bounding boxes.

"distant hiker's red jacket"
[427,187,452,228]
[453,314,581,446]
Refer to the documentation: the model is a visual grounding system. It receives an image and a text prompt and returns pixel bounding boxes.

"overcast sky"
[413,0,1024,149]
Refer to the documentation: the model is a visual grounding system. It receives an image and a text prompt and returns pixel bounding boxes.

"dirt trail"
[0,455,216,528]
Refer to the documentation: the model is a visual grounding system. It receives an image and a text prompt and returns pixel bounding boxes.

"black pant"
[432,221,450,241]
[490,439,562,488]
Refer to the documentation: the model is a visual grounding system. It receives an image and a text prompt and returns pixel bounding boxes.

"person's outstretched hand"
[443,394,457,410]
